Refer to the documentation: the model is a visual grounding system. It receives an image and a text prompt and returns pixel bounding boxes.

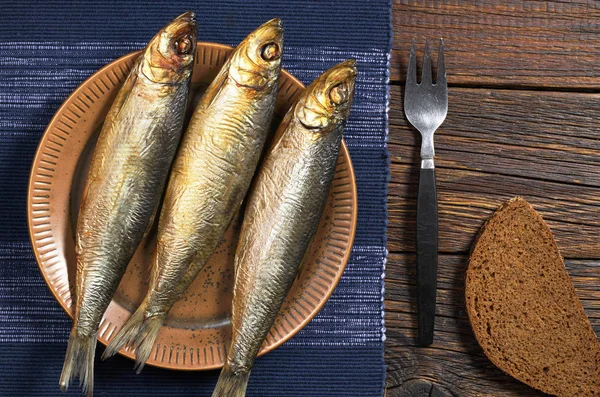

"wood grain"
[391,0,600,88]
[388,1,600,394]
[386,80,600,394]
[388,85,600,258]
[387,379,449,397]
[385,253,600,396]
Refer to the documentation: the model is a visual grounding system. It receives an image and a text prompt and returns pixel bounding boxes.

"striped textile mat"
[0,1,390,395]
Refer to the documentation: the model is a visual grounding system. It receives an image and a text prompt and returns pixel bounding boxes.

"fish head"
[142,12,198,84]
[295,59,358,133]
[229,18,283,90]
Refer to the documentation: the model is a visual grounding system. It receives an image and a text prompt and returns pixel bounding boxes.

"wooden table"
[386,2,600,396]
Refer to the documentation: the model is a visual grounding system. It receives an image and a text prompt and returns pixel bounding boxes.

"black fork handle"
[416,167,438,347]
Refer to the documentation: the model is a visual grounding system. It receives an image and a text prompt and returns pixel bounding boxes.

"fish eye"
[329,83,349,105]
[174,35,192,55]
[260,42,281,62]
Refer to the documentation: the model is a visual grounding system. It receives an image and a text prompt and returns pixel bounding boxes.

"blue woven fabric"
[0,1,390,396]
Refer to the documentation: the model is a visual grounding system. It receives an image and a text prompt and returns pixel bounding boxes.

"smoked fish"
[59,12,197,396]
[212,60,357,397]
[103,19,284,372]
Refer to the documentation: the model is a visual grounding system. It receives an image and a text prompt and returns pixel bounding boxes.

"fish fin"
[131,313,165,373]
[101,305,144,361]
[142,205,159,243]
[268,108,294,153]
[202,60,230,110]
[83,57,140,187]
[297,233,317,280]
[59,328,96,397]
[296,256,308,281]
[105,56,140,125]
[211,364,250,397]
[102,304,165,374]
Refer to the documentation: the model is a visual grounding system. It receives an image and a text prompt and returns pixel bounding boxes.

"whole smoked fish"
[212,60,357,397]
[103,19,284,371]
[59,12,197,396]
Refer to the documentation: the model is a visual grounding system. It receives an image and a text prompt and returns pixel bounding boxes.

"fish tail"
[211,364,250,397]
[59,328,96,397]
[101,303,164,374]
[101,305,145,361]
[131,312,165,373]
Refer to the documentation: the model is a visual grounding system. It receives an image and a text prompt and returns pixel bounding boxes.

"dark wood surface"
[390,1,600,89]
[386,1,600,396]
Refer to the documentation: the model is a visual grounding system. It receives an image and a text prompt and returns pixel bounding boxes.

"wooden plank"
[391,0,600,88]
[385,253,600,396]
[388,85,600,257]
[387,379,448,397]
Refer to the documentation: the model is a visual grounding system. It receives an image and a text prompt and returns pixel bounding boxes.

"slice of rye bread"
[465,197,600,396]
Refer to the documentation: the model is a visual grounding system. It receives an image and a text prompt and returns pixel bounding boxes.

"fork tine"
[421,39,432,85]
[436,38,446,87]
[406,38,417,86]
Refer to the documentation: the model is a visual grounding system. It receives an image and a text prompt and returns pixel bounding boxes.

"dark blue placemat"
[0,1,390,396]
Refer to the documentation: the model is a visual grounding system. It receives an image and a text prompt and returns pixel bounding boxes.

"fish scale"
[59,12,197,397]
[212,59,358,397]
[102,19,284,374]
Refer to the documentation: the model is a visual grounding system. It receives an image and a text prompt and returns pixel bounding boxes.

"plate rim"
[27,41,358,371]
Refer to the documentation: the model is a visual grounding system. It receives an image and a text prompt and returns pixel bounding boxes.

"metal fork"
[404,38,448,347]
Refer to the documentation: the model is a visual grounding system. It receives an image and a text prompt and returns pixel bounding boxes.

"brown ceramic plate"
[27,42,357,371]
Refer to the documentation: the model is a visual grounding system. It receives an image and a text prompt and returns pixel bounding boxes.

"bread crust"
[465,197,600,396]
